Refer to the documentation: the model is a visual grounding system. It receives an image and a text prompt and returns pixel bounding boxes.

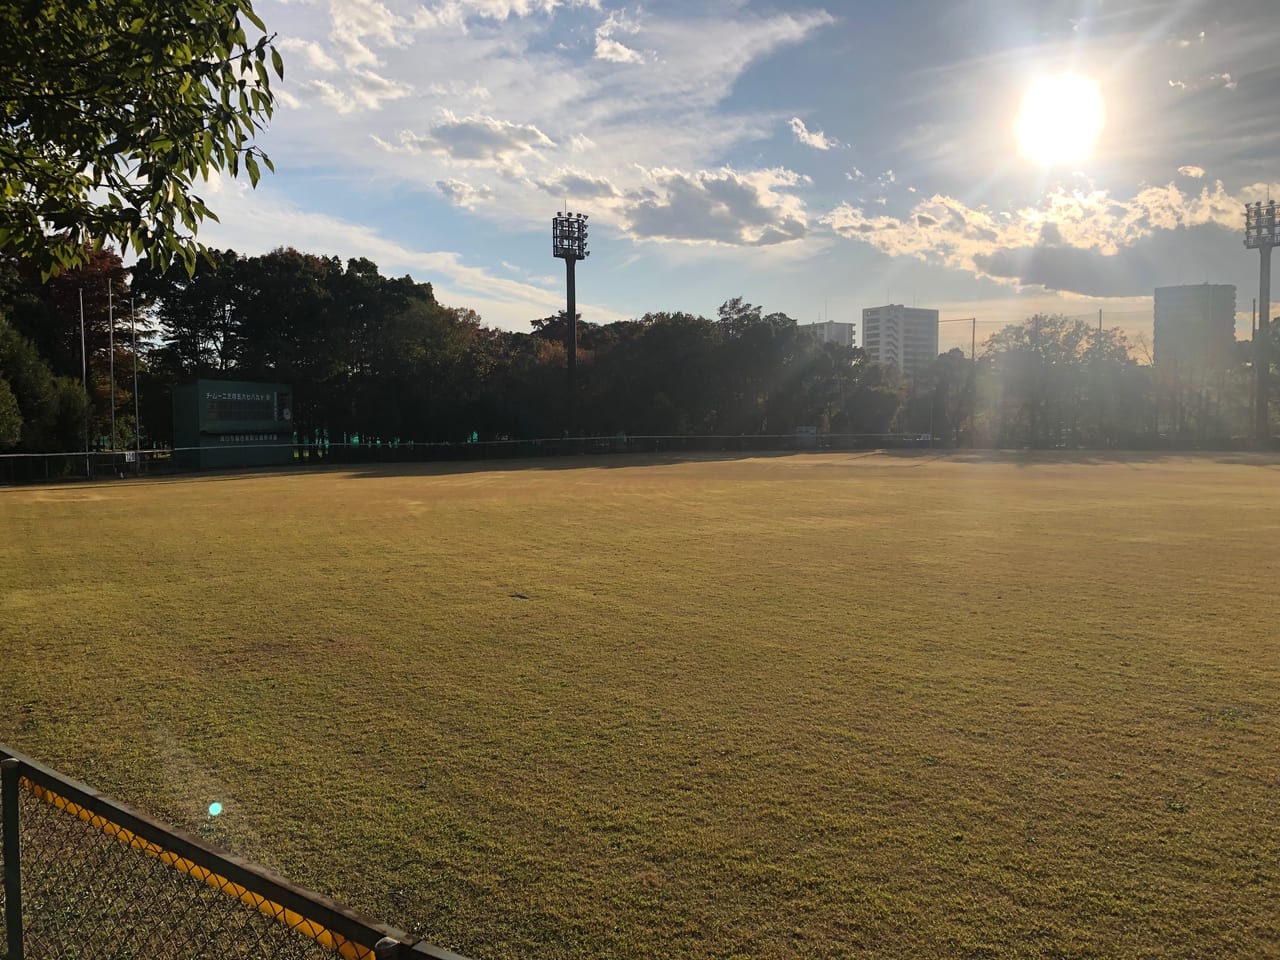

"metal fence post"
[2,758,24,960]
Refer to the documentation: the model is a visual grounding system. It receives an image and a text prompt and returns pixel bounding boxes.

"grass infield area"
[3,452,1279,958]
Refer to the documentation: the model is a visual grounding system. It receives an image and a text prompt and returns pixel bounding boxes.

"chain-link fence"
[0,748,465,960]
[0,433,936,485]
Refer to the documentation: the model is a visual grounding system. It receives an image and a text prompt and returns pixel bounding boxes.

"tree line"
[0,245,1272,455]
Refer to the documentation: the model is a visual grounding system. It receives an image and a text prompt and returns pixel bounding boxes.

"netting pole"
[2,758,23,960]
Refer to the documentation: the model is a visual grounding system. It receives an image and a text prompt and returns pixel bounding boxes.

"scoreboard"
[172,379,294,469]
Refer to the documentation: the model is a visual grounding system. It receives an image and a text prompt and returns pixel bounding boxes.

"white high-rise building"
[861,305,939,379]
[1153,284,1236,372]
[800,320,856,348]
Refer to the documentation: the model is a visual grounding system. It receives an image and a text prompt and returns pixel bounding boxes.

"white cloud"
[329,0,406,68]
[625,166,810,246]
[279,37,339,72]
[536,168,620,200]
[822,179,1250,295]
[425,80,492,101]
[226,2,841,263]
[415,0,600,26]
[1177,165,1206,178]
[1168,71,1237,93]
[385,110,555,170]
[299,69,410,113]
[436,178,495,208]
[594,8,645,64]
[788,117,839,151]
[595,37,645,63]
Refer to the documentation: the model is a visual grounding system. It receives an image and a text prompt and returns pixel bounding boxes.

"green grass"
[3,452,1279,959]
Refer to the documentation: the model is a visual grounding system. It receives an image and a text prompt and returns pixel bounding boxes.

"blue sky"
[199,0,1280,353]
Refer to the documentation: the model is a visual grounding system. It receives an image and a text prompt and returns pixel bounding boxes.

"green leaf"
[1,0,280,277]
[243,5,266,32]
[271,47,284,80]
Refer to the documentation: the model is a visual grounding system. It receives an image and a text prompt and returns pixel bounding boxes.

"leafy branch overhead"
[0,0,283,278]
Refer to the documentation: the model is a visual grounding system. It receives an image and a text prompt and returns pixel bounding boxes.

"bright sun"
[1015,74,1105,166]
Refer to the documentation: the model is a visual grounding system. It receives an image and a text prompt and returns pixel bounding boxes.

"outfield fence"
[0,433,934,484]
[0,747,466,960]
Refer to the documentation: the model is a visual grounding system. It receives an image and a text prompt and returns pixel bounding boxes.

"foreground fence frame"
[0,747,466,960]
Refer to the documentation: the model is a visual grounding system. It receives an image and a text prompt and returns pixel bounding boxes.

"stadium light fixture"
[552,212,590,434]
[1244,200,1277,445]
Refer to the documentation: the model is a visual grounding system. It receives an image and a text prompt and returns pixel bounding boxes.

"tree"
[133,248,242,376]
[0,311,88,451]
[0,0,283,277]
[1,247,131,381]
[1,246,141,445]
[981,314,1141,448]
[0,377,20,448]
[901,348,974,445]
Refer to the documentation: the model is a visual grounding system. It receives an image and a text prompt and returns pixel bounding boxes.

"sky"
[198,0,1280,353]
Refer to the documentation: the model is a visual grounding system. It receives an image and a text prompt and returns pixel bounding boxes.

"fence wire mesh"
[0,433,935,485]
[1,774,376,960]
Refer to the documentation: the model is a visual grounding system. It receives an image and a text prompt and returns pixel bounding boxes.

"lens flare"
[1015,74,1105,166]
[208,801,223,817]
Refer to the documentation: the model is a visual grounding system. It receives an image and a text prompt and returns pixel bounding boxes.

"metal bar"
[1257,244,1272,446]
[80,287,90,479]
[108,279,116,452]
[0,746,461,958]
[2,757,24,960]
[565,257,577,436]
[131,297,141,472]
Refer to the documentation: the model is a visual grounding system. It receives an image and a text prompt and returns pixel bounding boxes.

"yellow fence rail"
[1,747,466,960]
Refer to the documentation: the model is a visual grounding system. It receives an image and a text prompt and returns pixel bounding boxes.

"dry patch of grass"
[3,453,1279,958]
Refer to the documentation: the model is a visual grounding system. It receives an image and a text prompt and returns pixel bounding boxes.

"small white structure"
[800,320,856,348]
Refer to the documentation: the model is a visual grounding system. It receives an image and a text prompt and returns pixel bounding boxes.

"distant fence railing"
[0,433,934,484]
[0,747,467,960]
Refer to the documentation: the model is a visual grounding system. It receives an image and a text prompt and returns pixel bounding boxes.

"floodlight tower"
[1245,200,1277,445]
[552,211,589,433]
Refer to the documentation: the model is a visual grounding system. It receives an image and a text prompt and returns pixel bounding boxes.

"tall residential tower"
[861,304,939,380]
[1153,284,1236,372]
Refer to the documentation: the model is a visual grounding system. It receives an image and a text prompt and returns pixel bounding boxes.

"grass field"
[2,452,1279,959]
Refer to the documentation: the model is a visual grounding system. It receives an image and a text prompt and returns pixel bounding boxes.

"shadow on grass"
[15,446,1280,492]
[874,449,1280,468]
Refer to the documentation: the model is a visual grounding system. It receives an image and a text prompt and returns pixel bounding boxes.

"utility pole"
[107,279,115,452]
[551,211,589,436]
[131,298,141,473]
[80,288,89,478]
[939,317,978,361]
[1244,201,1276,446]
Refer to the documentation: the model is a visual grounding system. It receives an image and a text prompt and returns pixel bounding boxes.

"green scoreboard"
[172,379,294,469]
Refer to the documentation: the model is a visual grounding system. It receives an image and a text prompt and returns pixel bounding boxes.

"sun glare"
[1015,74,1105,166]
